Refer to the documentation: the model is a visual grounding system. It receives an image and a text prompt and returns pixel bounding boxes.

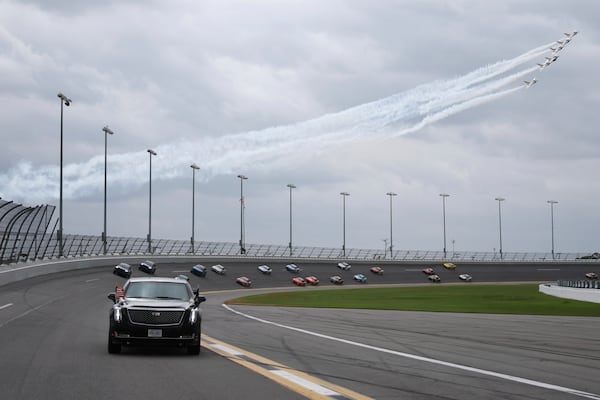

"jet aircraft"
[523,79,537,88]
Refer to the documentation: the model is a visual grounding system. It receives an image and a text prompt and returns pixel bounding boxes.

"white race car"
[459,274,472,282]
[337,262,351,271]
[211,264,226,275]
[257,265,272,274]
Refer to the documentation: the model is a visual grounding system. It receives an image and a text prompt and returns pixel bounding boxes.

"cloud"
[1,0,598,253]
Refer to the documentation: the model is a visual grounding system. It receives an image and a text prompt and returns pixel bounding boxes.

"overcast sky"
[1,0,599,254]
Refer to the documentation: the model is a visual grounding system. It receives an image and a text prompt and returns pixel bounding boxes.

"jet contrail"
[0,41,557,202]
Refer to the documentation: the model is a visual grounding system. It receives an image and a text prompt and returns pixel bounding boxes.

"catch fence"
[1,197,597,265]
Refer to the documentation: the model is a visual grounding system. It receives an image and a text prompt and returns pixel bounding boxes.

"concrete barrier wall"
[539,283,600,304]
[0,254,369,288]
[0,255,229,288]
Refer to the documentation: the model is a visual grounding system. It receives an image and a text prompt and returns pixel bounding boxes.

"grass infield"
[226,284,600,316]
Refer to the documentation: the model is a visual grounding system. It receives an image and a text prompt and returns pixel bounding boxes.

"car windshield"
[125,282,191,300]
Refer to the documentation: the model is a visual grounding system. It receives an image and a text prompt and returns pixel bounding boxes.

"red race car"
[370,266,384,275]
[305,276,320,285]
[236,276,252,287]
[292,277,306,286]
[422,268,436,275]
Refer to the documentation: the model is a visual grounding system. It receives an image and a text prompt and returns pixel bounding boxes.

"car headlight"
[113,306,122,323]
[189,308,198,324]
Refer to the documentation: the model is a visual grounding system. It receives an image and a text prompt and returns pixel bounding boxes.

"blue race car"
[353,273,367,283]
[190,264,208,277]
[285,263,301,273]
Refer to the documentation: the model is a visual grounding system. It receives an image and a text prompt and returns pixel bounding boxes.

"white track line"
[223,304,600,399]
[0,303,13,310]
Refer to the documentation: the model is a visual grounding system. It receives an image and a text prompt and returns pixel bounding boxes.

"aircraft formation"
[524,31,578,88]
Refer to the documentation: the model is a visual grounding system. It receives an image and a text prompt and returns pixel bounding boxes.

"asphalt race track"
[1,260,599,399]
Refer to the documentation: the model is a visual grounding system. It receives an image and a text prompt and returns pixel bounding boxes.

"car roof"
[126,277,188,284]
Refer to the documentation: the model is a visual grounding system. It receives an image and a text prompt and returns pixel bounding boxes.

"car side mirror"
[194,295,206,306]
[108,293,116,303]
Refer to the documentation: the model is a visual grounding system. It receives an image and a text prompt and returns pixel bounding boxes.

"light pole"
[547,200,558,259]
[237,175,248,254]
[57,92,71,257]
[439,193,450,258]
[386,192,397,258]
[340,192,350,257]
[190,164,200,254]
[495,197,505,259]
[287,184,296,256]
[147,149,157,254]
[101,126,114,255]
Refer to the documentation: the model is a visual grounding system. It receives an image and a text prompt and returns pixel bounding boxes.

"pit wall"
[539,283,600,304]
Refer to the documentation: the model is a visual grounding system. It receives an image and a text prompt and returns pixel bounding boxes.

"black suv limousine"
[107,277,206,355]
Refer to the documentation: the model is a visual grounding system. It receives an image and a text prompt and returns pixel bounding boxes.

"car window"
[126,282,191,300]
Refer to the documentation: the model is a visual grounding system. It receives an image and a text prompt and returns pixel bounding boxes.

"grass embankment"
[226,284,600,316]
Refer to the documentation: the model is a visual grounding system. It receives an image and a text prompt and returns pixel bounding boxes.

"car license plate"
[148,329,162,337]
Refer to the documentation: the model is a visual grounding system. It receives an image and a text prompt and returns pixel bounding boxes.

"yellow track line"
[202,334,373,400]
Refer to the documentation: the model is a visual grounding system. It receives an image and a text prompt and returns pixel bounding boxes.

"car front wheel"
[108,335,121,354]
[187,343,200,355]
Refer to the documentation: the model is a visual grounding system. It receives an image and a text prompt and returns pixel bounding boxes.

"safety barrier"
[2,197,600,265]
[539,283,600,304]
[557,280,600,289]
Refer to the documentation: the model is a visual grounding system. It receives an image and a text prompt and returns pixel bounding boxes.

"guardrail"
[2,230,599,266]
[557,280,600,289]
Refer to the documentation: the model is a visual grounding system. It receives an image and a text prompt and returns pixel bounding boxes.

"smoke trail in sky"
[0,41,554,202]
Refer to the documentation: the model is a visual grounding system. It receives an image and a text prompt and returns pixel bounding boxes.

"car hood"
[122,298,192,309]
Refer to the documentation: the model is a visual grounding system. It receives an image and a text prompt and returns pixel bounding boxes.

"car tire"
[108,336,121,354]
[187,327,201,355]
[187,344,200,355]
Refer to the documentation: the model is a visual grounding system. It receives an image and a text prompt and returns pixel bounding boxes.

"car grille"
[128,309,184,326]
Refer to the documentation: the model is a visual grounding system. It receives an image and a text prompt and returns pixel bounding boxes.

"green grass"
[226,284,600,316]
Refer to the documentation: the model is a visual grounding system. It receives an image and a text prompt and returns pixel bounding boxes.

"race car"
[459,274,472,282]
[337,262,351,270]
[190,264,207,277]
[305,275,319,285]
[286,263,301,273]
[139,260,156,274]
[353,273,367,283]
[578,253,600,260]
[211,264,226,275]
[443,262,457,270]
[257,264,272,274]
[585,272,598,280]
[236,276,252,287]
[330,275,344,285]
[370,266,384,275]
[422,267,436,275]
[113,262,132,278]
[428,274,441,283]
[292,277,306,286]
